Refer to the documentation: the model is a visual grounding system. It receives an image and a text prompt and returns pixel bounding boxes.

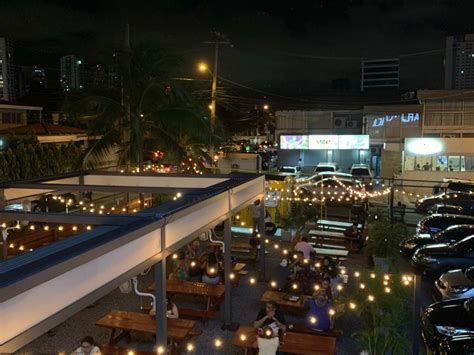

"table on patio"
[316,219,362,231]
[148,279,225,311]
[232,325,336,354]
[95,310,197,347]
[260,290,308,314]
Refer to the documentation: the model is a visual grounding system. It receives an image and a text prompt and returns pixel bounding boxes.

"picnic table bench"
[95,310,198,351]
[288,323,343,338]
[232,325,336,355]
[316,219,362,231]
[148,280,224,322]
[314,247,349,260]
[309,229,359,251]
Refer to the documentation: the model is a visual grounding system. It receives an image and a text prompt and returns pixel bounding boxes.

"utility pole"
[203,30,231,132]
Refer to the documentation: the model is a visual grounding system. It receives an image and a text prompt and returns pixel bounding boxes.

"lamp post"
[197,61,217,131]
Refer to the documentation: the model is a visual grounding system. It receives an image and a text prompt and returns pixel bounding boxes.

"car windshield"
[315,166,334,172]
[433,227,471,241]
[454,236,474,252]
[351,168,369,176]
[465,267,474,281]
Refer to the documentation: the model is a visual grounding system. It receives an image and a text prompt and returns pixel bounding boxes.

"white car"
[434,267,474,300]
[314,163,339,173]
[350,164,373,184]
[295,176,366,205]
[295,171,353,184]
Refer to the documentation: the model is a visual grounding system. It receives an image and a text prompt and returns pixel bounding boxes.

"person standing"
[297,158,303,171]
[295,236,316,260]
[252,200,262,233]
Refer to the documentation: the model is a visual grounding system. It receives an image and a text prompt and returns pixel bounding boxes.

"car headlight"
[404,243,418,250]
[449,285,471,294]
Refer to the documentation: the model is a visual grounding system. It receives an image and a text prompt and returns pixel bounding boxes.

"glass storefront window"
[404,155,474,171]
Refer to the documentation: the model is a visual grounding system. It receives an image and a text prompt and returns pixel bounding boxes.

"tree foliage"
[0,143,82,182]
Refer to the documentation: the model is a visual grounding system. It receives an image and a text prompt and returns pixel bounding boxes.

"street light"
[197,61,217,129]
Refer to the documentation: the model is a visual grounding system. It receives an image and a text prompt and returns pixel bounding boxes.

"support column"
[412,273,422,355]
[155,227,167,348]
[258,200,266,281]
[222,217,239,330]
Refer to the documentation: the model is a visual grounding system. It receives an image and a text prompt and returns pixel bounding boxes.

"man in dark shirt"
[254,301,286,332]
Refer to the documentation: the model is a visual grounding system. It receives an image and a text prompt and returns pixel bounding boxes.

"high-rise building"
[360,58,399,92]
[445,34,474,89]
[0,38,16,102]
[60,54,84,91]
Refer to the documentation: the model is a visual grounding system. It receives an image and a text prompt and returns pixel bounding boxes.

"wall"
[397,170,474,194]
[381,150,402,178]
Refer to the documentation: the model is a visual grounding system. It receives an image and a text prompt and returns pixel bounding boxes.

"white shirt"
[71,346,101,355]
[252,204,261,219]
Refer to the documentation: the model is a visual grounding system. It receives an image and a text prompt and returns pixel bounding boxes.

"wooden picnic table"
[316,219,362,231]
[95,310,196,345]
[232,325,336,355]
[260,290,308,312]
[309,229,358,250]
[148,280,225,311]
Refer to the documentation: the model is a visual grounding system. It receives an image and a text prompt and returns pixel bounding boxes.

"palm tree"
[66,44,220,170]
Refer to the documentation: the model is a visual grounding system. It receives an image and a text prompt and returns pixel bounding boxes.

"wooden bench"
[289,323,343,338]
[100,345,156,355]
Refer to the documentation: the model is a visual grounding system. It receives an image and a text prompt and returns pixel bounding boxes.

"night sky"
[3,0,474,95]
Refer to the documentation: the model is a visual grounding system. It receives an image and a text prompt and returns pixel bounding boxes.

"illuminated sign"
[405,138,444,155]
[280,135,309,149]
[372,113,420,127]
[309,135,338,149]
[280,135,369,150]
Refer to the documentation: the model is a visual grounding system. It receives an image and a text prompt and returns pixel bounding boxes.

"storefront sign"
[405,138,444,155]
[280,135,369,150]
[372,113,420,127]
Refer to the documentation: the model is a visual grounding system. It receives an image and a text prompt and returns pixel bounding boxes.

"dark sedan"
[421,297,474,352]
[400,224,474,257]
[411,235,474,278]
[416,214,474,236]
[416,191,474,214]
[436,334,474,354]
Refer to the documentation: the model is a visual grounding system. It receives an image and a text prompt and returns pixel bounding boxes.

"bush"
[366,221,409,259]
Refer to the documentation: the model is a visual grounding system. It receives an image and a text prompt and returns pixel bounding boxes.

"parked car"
[295,171,353,184]
[313,162,339,173]
[433,178,474,195]
[31,193,77,212]
[416,214,474,236]
[350,164,373,185]
[416,191,474,214]
[428,204,466,215]
[436,334,474,354]
[434,266,474,301]
[278,166,300,177]
[296,176,366,205]
[400,224,474,257]
[421,297,474,352]
[411,235,474,278]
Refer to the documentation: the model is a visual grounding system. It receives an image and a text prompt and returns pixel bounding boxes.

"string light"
[368,295,375,302]
[240,334,247,341]
[186,343,195,352]
[359,283,366,289]
[349,302,357,310]
[214,339,222,348]
[249,277,256,285]
[270,281,277,288]
[86,225,92,230]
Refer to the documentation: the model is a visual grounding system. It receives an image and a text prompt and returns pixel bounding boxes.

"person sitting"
[320,276,334,300]
[171,251,189,281]
[265,210,277,236]
[166,296,179,319]
[295,261,320,295]
[71,336,101,355]
[295,236,316,260]
[201,252,223,285]
[287,251,305,281]
[344,222,364,250]
[254,301,286,355]
[320,256,338,279]
[304,289,331,332]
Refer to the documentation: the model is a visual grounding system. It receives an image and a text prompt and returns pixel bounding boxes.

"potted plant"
[366,220,409,272]
[280,214,295,242]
